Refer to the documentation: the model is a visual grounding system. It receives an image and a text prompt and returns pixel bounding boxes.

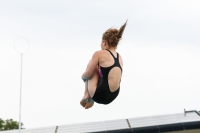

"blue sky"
[0,0,200,128]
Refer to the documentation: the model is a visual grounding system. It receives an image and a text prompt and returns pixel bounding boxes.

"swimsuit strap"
[106,49,117,59]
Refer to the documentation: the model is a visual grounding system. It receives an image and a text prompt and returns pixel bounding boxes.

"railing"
[54,126,59,133]
[184,109,200,116]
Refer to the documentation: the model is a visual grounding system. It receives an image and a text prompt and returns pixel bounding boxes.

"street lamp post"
[14,37,29,133]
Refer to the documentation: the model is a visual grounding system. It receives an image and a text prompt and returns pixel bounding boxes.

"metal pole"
[19,53,23,133]
[13,37,29,133]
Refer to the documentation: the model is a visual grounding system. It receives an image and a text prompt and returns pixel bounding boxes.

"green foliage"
[0,119,4,131]
[0,118,23,131]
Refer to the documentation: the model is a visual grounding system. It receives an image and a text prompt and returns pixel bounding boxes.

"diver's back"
[99,49,123,92]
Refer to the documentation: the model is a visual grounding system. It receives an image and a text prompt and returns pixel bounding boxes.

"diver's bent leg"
[82,60,99,97]
[80,80,91,108]
[80,66,99,109]
[87,66,99,98]
[82,60,92,94]
[84,66,99,109]
[80,60,98,108]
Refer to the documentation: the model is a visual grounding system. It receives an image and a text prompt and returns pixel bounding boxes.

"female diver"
[80,21,127,109]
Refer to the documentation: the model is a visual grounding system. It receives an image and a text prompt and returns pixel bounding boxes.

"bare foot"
[84,100,94,109]
[80,93,91,107]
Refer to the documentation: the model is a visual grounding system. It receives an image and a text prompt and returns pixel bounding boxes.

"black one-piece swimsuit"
[92,49,122,104]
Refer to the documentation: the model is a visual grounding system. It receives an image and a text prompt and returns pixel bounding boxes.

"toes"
[80,100,86,107]
[80,102,85,107]
[84,103,88,109]
[84,102,94,109]
[81,98,94,109]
